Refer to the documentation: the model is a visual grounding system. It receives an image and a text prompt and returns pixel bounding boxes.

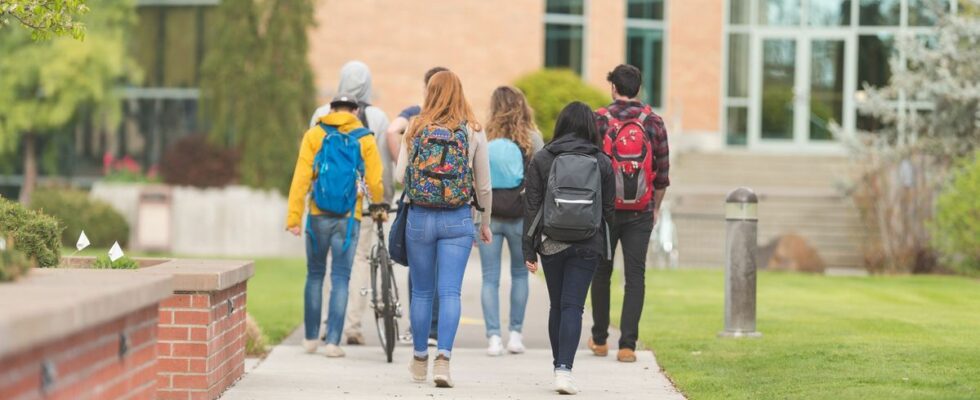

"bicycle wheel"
[379,249,397,363]
[370,244,387,349]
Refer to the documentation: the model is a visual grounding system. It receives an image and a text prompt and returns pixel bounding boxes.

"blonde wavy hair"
[485,86,538,156]
[404,70,481,146]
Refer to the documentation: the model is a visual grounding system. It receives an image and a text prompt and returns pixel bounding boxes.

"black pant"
[591,210,653,350]
[542,247,598,370]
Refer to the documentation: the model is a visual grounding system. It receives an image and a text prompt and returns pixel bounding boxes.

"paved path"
[224,248,684,399]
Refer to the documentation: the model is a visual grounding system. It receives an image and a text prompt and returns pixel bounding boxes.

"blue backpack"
[488,138,525,189]
[311,123,372,249]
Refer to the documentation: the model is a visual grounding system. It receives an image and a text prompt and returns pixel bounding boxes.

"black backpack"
[538,152,602,242]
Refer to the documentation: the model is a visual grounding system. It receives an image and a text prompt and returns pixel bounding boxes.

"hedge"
[0,198,62,268]
[30,189,130,249]
[514,69,609,141]
[930,152,980,276]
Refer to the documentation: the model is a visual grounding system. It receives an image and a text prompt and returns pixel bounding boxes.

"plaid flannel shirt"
[595,100,671,207]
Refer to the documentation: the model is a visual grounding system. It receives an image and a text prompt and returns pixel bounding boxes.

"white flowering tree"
[841,3,979,273]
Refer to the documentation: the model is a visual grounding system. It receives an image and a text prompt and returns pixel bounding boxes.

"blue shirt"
[398,105,421,120]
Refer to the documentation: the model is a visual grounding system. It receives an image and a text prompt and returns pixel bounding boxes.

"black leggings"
[541,247,598,370]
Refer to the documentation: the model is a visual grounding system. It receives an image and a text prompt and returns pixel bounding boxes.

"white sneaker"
[323,344,345,358]
[507,331,526,354]
[302,339,319,354]
[486,335,504,356]
[554,370,579,395]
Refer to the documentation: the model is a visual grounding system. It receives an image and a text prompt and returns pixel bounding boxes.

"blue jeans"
[304,215,359,344]
[477,217,529,338]
[406,205,474,358]
[542,247,598,371]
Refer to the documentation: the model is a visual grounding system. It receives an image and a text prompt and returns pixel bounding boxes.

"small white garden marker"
[76,231,90,251]
[108,241,124,262]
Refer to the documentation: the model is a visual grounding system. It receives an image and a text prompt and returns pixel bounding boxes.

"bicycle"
[365,203,402,363]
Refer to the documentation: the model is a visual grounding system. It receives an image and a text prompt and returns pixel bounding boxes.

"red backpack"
[597,106,657,211]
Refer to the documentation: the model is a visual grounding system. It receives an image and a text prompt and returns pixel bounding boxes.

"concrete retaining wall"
[91,183,304,257]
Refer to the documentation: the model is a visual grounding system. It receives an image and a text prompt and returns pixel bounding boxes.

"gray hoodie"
[309,61,393,203]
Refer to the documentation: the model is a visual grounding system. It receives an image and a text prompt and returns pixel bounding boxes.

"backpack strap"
[356,101,371,127]
[348,127,373,140]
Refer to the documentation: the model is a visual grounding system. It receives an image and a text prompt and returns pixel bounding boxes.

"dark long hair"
[552,101,601,147]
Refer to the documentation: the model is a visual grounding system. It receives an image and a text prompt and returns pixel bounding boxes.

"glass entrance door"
[751,33,853,148]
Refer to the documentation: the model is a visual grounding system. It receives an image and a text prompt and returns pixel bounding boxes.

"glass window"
[726,107,749,145]
[626,27,664,107]
[859,0,900,25]
[547,0,585,15]
[857,34,894,89]
[545,24,585,75]
[908,0,950,26]
[727,34,750,98]
[809,40,846,140]
[758,0,801,25]
[133,6,215,88]
[760,38,796,140]
[627,0,664,20]
[809,0,852,25]
[730,0,752,24]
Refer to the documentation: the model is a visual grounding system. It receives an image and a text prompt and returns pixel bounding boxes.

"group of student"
[285,61,669,395]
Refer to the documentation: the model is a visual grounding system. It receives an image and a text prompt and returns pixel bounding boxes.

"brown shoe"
[617,348,637,362]
[588,338,608,357]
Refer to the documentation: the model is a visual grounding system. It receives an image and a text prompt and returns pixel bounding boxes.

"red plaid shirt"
[595,100,671,193]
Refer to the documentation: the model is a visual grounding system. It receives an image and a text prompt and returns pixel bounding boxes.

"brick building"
[113,0,953,268]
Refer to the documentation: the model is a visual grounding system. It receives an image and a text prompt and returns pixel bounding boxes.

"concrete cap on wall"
[0,268,173,359]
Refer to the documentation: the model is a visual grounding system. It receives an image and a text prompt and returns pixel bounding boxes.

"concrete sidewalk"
[223,248,684,399]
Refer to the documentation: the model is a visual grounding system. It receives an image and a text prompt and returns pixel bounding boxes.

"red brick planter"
[61,257,254,400]
[0,269,172,400]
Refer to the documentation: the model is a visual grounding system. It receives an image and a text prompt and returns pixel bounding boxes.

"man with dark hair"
[385,66,449,345]
[590,64,670,363]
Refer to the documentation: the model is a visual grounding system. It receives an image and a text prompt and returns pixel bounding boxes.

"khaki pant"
[320,219,374,340]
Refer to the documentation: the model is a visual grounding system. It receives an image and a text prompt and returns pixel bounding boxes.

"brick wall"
[156,281,247,400]
[0,305,159,400]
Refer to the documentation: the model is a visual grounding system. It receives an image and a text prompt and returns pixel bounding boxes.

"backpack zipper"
[555,198,594,206]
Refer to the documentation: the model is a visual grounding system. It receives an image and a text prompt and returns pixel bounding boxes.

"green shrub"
[91,255,139,270]
[930,152,980,276]
[0,198,62,268]
[30,189,129,248]
[0,245,33,282]
[514,69,609,141]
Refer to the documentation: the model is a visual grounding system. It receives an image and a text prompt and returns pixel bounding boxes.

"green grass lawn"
[245,258,305,345]
[610,269,980,400]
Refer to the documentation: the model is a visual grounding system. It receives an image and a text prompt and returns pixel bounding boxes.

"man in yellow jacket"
[286,94,385,358]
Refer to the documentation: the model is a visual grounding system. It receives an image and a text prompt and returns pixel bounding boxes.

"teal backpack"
[311,123,371,250]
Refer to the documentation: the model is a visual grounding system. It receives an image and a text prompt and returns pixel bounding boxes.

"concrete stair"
[666,151,865,269]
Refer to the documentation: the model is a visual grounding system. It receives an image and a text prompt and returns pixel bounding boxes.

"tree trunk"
[18,132,37,205]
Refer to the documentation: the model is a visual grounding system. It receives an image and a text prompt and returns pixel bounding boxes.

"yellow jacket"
[286,111,384,228]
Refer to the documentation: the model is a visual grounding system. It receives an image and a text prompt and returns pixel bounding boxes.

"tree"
[840,3,979,273]
[0,0,88,40]
[0,0,138,204]
[201,0,315,195]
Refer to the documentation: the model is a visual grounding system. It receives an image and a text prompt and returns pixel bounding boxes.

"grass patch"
[610,269,980,400]
[246,258,305,345]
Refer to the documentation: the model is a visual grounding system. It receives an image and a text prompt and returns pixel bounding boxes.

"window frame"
[544,0,589,77]
[720,0,954,150]
[625,0,668,110]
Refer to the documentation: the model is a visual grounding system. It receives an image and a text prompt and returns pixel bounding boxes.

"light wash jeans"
[406,205,474,358]
[476,217,529,338]
[304,215,359,344]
